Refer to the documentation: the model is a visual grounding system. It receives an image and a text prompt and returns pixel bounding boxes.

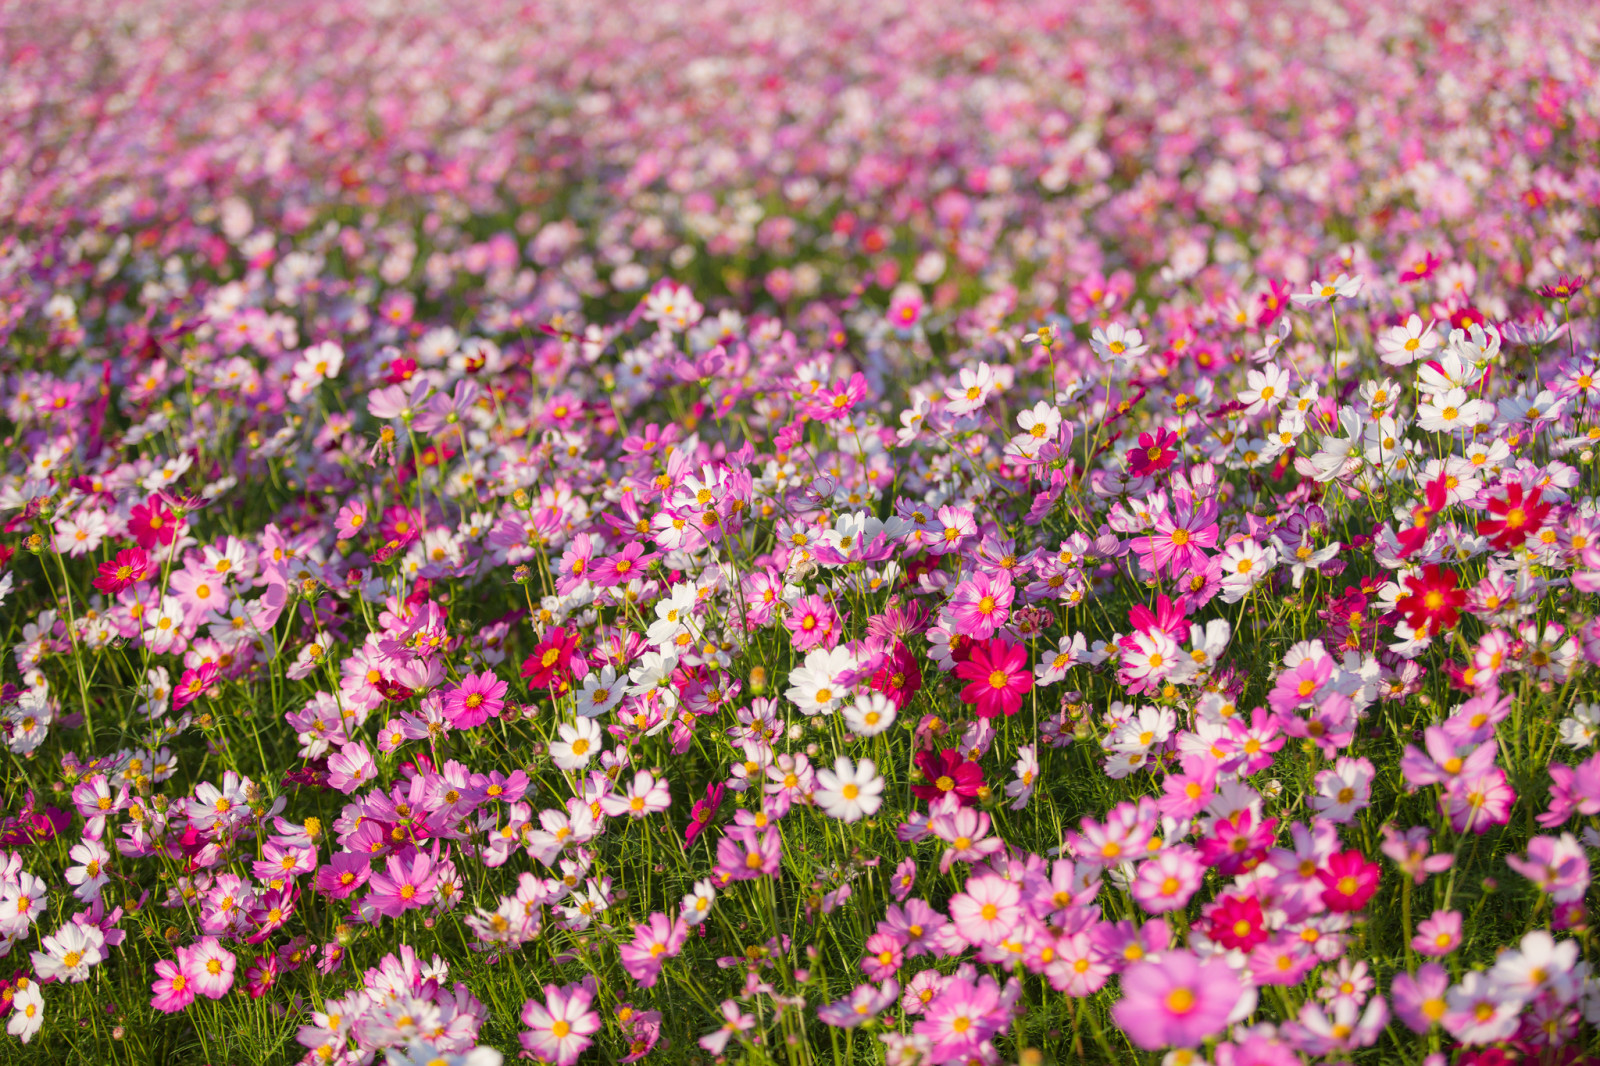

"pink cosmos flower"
[913,974,1009,1060]
[588,542,659,587]
[817,979,900,1027]
[247,886,297,944]
[1157,756,1217,820]
[1036,930,1112,996]
[685,782,725,847]
[698,1000,756,1055]
[1133,494,1219,576]
[900,970,945,1015]
[1280,996,1388,1054]
[521,979,601,1066]
[927,504,977,556]
[860,932,904,981]
[443,670,507,729]
[784,594,841,652]
[1268,655,1333,714]
[94,548,154,594]
[1111,950,1241,1050]
[1130,847,1204,913]
[1441,768,1515,834]
[326,743,377,794]
[618,912,687,989]
[150,957,196,1013]
[887,285,925,332]
[1208,893,1268,951]
[1214,1034,1302,1066]
[1505,832,1590,902]
[889,857,917,901]
[334,501,368,540]
[1248,938,1318,986]
[879,898,950,957]
[600,771,672,819]
[1197,809,1277,876]
[128,496,179,550]
[715,826,781,882]
[1413,910,1462,956]
[315,853,373,899]
[366,852,440,918]
[948,874,1021,947]
[1379,824,1454,885]
[181,937,236,999]
[945,572,1014,640]
[805,372,870,422]
[1391,963,1450,1034]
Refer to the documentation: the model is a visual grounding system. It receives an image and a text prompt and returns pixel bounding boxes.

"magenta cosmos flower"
[1112,950,1242,1049]
[1317,849,1380,912]
[443,670,507,729]
[954,638,1033,718]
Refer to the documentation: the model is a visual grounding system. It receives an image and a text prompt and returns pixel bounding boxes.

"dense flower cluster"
[3,0,1600,1063]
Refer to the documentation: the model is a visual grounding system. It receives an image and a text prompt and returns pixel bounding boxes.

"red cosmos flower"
[1318,850,1380,912]
[128,496,178,550]
[870,642,923,710]
[1395,564,1466,634]
[1128,428,1180,477]
[954,638,1033,719]
[1395,472,1450,558]
[521,627,579,691]
[93,547,155,594]
[909,749,985,806]
[1476,482,1552,552]
[1208,894,1268,951]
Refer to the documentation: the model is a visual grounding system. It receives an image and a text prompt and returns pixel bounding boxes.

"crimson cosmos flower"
[521,627,579,690]
[870,642,923,710]
[1476,482,1552,552]
[1394,564,1466,634]
[1394,472,1450,558]
[1128,427,1179,476]
[910,749,984,806]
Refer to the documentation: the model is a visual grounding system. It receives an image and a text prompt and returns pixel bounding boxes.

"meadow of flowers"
[3,0,1600,1063]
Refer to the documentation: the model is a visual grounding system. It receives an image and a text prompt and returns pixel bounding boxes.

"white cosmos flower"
[813,756,884,823]
[549,717,603,771]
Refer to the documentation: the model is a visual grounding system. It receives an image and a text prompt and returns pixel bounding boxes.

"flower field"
[5,0,1600,1063]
